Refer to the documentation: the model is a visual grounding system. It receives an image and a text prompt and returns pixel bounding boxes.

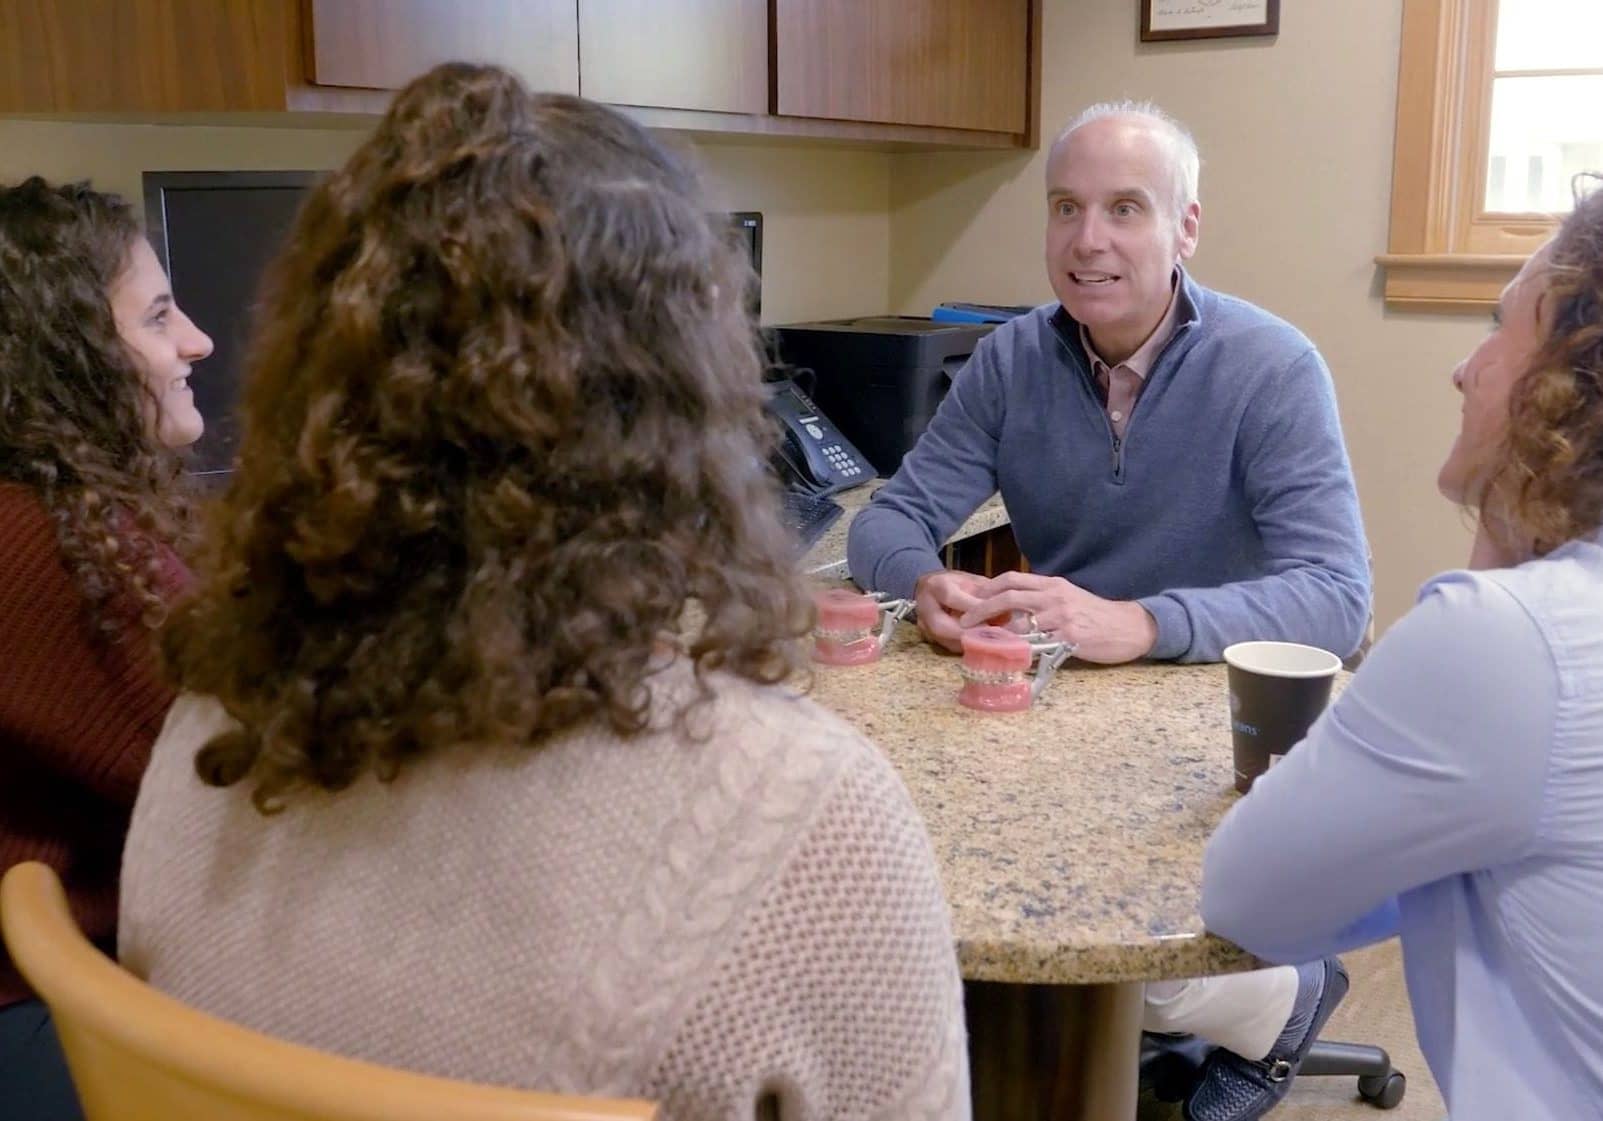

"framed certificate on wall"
[1140,0,1280,42]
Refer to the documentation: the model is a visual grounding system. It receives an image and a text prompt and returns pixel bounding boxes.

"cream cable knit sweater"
[119,664,970,1121]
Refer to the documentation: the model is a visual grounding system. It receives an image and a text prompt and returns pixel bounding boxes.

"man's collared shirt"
[1078,274,1181,439]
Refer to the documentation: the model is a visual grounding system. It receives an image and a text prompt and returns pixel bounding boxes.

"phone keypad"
[822,444,863,477]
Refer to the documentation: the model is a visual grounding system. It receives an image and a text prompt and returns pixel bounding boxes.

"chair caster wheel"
[1357,1070,1406,1109]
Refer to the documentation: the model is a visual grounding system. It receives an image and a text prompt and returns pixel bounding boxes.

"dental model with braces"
[811,589,917,665]
[956,626,1076,712]
[812,589,1075,709]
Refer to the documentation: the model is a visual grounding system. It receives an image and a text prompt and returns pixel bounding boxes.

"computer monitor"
[143,170,319,477]
[730,210,762,316]
[144,171,765,476]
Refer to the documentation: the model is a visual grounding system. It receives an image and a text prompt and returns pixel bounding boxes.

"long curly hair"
[162,63,813,812]
[1487,177,1603,555]
[0,177,191,634]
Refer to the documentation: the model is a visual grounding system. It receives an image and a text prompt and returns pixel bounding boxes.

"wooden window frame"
[1379,0,1567,312]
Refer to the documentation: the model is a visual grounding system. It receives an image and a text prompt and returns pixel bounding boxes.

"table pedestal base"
[967,979,1144,1121]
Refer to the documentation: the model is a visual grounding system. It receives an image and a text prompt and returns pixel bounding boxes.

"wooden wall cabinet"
[773,0,1032,134]
[0,0,292,113]
[304,0,577,94]
[0,0,1040,150]
[0,0,577,114]
[578,0,764,115]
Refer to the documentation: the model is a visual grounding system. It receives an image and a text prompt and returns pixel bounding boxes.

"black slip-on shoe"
[1183,957,1351,1121]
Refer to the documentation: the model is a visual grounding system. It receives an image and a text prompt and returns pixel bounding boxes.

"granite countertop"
[807,627,1322,987]
[800,480,1010,579]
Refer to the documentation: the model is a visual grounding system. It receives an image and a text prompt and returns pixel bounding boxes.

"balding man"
[847,102,1369,1119]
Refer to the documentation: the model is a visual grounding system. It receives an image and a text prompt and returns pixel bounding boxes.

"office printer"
[768,316,995,476]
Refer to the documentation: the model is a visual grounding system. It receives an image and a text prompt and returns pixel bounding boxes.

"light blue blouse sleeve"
[1201,570,1557,965]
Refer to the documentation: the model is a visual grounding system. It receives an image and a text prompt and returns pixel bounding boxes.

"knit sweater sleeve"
[644,742,971,1121]
[0,486,175,805]
[847,334,1006,600]
[1137,347,1372,662]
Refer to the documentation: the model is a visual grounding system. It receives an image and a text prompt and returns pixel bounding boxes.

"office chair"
[1301,1037,1406,1107]
[1144,1027,1405,1110]
[1141,1026,1404,1116]
[0,861,657,1121]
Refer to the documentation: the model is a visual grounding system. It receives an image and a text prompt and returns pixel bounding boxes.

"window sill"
[1375,253,1526,313]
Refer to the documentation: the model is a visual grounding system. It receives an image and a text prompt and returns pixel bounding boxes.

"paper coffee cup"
[1223,641,1341,794]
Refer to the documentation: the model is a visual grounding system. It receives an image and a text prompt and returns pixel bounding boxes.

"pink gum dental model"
[957,625,1075,712]
[813,590,1075,710]
[811,588,915,665]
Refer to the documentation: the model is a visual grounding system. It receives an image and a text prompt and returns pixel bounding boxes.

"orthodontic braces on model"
[811,589,917,666]
[812,589,1075,711]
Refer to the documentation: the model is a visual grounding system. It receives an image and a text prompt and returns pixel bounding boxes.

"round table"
[808,626,1267,1119]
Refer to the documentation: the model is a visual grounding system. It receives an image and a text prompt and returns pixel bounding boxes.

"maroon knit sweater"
[0,483,185,1008]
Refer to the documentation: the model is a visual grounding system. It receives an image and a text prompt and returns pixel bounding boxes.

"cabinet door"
[0,0,290,112]
[774,0,1028,133]
[305,0,578,94]
[578,0,765,114]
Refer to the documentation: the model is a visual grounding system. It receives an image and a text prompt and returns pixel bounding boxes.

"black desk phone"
[764,377,875,497]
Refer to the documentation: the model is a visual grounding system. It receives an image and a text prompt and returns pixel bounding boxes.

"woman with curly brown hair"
[0,177,212,1118]
[118,63,967,1121]
[1203,177,1603,1121]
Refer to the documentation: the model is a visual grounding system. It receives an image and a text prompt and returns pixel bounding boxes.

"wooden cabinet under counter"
[801,481,1015,581]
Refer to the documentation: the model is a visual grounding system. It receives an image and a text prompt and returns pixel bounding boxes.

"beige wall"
[688,139,891,325]
[887,0,1486,631]
[1,1,1487,631]
[0,120,892,328]
[0,120,368,207]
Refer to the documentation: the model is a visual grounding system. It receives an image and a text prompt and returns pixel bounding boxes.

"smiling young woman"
[0,176,211,1120]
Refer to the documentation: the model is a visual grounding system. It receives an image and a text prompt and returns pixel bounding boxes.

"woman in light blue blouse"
[1203,178,1603,1121]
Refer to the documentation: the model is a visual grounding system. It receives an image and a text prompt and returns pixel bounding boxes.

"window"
[1379,0,1603,311]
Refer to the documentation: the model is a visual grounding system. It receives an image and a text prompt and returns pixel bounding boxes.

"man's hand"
[913,570,990,653]
[957,571,1158,664]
